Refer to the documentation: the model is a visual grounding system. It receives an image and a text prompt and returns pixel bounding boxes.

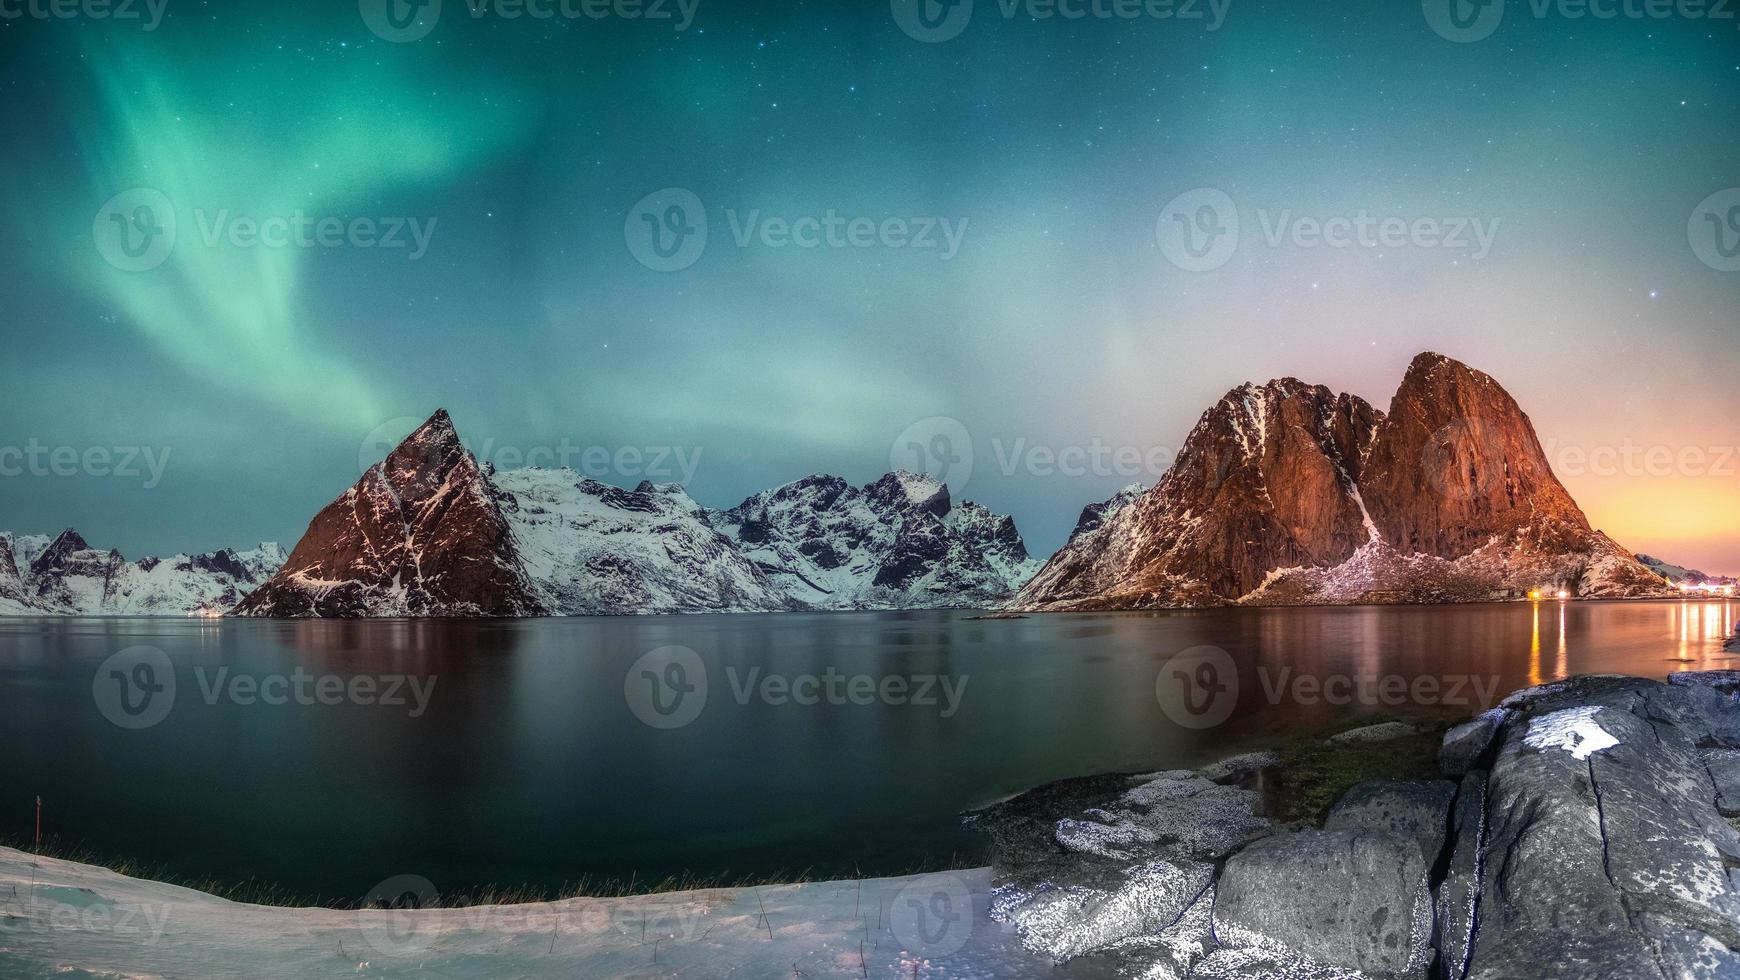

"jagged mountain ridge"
[231,411,1039,618]
[708,471,1041,610]
[0,528,285,616]
[1012,352,1677,610]
[495,469,802,615]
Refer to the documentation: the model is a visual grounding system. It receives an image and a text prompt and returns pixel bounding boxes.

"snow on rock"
[1521,705,1620,760]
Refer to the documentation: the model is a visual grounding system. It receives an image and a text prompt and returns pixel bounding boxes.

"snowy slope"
[1637,553,1737,587]
[0,847,1062,979]
[0,529,285,617]
[494,469,801,615]
[709,472,1041,610]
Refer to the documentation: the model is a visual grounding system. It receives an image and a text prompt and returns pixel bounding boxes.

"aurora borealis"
[1,0,1738,570]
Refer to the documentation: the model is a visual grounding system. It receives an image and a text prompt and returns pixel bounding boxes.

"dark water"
[0,600,1735,903]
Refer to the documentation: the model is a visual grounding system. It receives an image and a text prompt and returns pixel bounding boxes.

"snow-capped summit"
[711,471,1040,610]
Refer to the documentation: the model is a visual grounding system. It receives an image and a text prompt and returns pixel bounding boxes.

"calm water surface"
[0,600,1734,902]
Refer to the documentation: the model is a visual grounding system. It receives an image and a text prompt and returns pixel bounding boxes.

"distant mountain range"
[1,352,1706,618]
[0,529,283,616]
[1012,352,1677,610]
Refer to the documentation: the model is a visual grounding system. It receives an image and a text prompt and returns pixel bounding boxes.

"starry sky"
[1,0,1738,570]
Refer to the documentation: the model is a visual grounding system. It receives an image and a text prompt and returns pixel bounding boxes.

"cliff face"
[1013,353,1675,610]
[234,411,544,618]
[1012,380,1383,610]
[1358,352,1590,560]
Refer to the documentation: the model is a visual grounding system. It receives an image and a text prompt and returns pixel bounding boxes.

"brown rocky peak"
[234,409,542,617]
[1359,352,1590,560]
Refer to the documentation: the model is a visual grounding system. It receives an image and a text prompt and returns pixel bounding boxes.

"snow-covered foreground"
[0,847,1083,979]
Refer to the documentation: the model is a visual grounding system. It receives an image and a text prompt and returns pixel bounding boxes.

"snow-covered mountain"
[226,411,1038,617]
[496,469,800,615]
[1012,352,1677,610]
[1637,554,1738,588]
[0,528,284,616]
[708,472,1042,610]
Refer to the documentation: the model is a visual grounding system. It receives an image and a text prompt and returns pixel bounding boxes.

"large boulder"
[1440,709,1506,777]
[1214,828,1432,977]
[1467,679,1740,979]
[982,768,1271,966]
[1323,778,1456,864]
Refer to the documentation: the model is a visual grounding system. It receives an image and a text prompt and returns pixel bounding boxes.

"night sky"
[2,0,1738,570]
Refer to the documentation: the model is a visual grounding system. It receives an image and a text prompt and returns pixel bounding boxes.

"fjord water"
[0,601,1734,903]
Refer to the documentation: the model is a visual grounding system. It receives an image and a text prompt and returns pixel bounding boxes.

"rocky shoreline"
[974,671,1740,979]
